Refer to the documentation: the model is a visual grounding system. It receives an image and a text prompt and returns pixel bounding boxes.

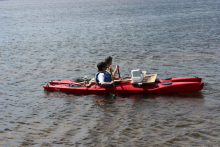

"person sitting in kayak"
[105,56,119,79]
[95,62,114,86]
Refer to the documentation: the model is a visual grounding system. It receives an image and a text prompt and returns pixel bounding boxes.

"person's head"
[105,56,112,66]
[97,62,107,72]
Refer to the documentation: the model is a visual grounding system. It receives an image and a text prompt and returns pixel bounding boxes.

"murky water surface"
[1,0,220,146]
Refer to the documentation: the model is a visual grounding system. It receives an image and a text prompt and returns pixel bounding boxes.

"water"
[1,0,220,146]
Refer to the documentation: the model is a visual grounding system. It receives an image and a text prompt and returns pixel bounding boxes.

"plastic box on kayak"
[131,69,143,83]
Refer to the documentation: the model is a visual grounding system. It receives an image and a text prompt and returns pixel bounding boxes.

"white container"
[131,69,143,83]
[142,71,147,76]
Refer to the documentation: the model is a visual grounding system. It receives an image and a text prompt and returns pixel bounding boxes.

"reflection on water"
[44,90,204,105]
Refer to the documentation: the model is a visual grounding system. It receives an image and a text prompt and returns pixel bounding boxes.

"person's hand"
[110,81,114,84]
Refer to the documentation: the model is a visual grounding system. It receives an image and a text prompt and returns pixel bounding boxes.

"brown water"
[1,0,220,146]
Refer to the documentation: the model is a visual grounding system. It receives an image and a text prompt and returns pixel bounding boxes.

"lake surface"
[1,0,220,146]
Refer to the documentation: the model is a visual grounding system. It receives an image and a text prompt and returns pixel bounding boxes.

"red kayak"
[43,77,204,94]
[49,77,202,85]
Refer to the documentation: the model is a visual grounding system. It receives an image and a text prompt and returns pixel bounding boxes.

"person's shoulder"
[108,66,113,70]
[104,71,110,75]
[106,68,112,73]
[98,72,105,76]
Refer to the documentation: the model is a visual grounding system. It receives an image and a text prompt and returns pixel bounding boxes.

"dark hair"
[97,62,107,71]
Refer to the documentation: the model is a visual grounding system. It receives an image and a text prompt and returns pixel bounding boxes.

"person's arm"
[112,65,119,78]
[98,73,114,85]
[100,81,114,85]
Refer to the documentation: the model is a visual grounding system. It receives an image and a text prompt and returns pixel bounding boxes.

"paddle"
[110,67,118,96]
[112,67,120,96]
[118,68,121,78]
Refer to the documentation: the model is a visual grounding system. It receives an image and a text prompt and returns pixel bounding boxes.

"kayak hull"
[43,80,204,94]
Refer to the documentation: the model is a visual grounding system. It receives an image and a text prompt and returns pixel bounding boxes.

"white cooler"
[131,69,143,83]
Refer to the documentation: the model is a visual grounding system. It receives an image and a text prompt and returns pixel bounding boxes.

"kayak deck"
[49,77,202,85]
